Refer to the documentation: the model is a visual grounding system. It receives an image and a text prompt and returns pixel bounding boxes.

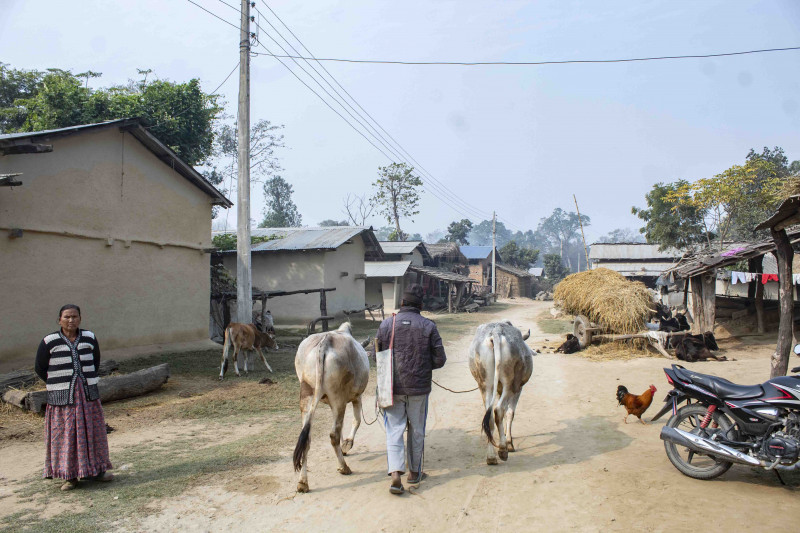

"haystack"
[553,268,655,333]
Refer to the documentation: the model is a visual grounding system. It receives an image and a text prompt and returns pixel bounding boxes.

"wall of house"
[323,238,367,318]
[0,128,214,369]
[496,270,531,298]
[221,251,325,323]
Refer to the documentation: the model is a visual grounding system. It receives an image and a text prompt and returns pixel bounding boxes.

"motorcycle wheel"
[664,404,734,480]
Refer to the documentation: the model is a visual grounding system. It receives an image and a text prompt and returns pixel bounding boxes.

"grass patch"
[536,311,573,336]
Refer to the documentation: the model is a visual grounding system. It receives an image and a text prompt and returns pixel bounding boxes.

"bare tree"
[343,193,375,226]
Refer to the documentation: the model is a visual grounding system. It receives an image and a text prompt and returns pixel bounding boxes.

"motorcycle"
[653,349,800,482]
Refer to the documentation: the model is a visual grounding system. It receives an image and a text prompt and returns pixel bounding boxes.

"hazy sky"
[2,1,799,242]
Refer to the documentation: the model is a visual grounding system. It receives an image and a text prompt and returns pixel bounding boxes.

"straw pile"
[553,268,655,333]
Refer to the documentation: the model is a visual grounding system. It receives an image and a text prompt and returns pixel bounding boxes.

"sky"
[2,0,799,242]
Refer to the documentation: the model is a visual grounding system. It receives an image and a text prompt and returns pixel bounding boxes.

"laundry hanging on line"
[729,271,797,284]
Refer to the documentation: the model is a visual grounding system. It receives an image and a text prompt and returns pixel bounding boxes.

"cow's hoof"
[498,449,508,461]
[218,377,223,381]
[337,465,352,475]
[507,442,515,452]
[341,439,354,454]
[486,457,498,466]
[297,481,309,493]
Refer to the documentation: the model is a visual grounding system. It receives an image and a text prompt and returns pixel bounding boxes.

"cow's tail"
[482,329,503,447]
[293,334,329,472]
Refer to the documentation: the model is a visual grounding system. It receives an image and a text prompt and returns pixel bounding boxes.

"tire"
[663,404,734,480]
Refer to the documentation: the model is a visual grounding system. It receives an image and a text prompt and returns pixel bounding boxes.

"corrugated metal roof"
[214,226,380,253]
[589,243,682,260]
[365,260,411,278]
[460,245,495,260]
[379,241,422,254]
[408,265,474,282]
[529,267,544,276]
[591,263,678,276]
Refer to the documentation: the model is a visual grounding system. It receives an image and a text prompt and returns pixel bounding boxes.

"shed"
[408,265,475,313]
[424,242,468,268]
[589,243,682,287]
[0,119,231,370]
[364,260,412,312]
[495,263,534,298]
[214,226,381,323]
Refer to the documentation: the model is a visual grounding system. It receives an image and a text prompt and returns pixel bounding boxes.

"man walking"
[376,284,446,495]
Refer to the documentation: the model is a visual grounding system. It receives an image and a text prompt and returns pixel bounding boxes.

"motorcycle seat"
[674,367,764,400]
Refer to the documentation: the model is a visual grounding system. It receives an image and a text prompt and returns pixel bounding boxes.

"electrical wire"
[185,0,239,31]
[253,45,800,66]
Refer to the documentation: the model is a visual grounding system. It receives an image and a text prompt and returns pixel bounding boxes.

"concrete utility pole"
[573,194,589,272]
[236,0,252,323]
[492,211,497,295]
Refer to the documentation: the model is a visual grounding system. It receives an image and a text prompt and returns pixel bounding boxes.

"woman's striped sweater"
[35,329,101,406]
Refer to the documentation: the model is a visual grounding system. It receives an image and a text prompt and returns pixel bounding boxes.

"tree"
[342,193,375,226]
[259,176,302,228]
[1,65,222,166]
[319,219,349,226]
[499,241,539,269]
[535,208,590,271]
[425,228,446,243]
[543,254,570,280]
[443,219,473,245]
[468,219,512,247]
[666,159,782,250]
[597,228,645,243]
[632,180,707,251]
[371,163,422,241]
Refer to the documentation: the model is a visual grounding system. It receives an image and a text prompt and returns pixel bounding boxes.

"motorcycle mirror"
[792,366,800,374]
[795,344,800,356]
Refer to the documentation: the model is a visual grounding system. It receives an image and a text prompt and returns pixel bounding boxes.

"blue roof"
[460,246,495,260]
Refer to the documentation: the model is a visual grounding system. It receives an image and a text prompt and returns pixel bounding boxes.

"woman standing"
[35,304,113,491]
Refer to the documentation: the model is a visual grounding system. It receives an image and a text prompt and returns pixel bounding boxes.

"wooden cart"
[572,315,675,359]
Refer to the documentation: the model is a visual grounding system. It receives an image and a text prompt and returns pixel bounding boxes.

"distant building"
[364,260,411,312]
[459,245,502,286]
[215,226,382,323]
[377,241,430,266]
[589,243,681,288]
[424,242,467,269]
[0,119,231,370]
[495,263,535,298]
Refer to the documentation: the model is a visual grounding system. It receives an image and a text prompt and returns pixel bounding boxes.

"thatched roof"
[424,243,467,263]
[496,263,533,278]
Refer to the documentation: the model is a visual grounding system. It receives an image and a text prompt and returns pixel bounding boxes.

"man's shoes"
[407,471,425,485]
[389,471,404,495]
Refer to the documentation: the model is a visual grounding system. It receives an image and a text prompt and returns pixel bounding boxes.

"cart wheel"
[573,315,592,348]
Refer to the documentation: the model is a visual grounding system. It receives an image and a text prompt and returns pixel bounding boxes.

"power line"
[184,0,239,31]
[253,45,800,66]
[253,4,494,221]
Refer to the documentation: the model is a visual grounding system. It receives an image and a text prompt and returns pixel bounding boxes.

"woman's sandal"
[60,479,78,491]
[94,471,114,482]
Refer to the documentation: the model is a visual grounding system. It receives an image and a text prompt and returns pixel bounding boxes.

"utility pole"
[573,194,589,272]
[236,0,252,323]
[492,211,497,295]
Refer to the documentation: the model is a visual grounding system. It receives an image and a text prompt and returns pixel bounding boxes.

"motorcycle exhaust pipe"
[660,426,763,467]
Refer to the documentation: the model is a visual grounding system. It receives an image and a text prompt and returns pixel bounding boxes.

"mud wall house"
[0,119,232,371]
[424,242,468,270]
[495,263,534,298]
[215,227,382,323]
[460,245,501,286]
[588,243,682,288]
[378,240,430,267]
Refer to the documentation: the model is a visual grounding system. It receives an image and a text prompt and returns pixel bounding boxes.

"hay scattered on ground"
[553,268,655,333]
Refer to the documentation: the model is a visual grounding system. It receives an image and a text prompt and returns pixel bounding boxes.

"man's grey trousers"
[383,394,429,474]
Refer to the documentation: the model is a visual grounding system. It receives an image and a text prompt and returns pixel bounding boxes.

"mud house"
[0,119,231,370]
[460,245,501,286]
[495,263,535,298]
[214,226,382,323]
[424,242,467,269]
[588,243,681,288]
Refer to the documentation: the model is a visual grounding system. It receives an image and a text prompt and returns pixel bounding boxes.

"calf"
[293,322,370,493]
[659,312,691,333]
[219,322,278,380]
[675,335,727,362]
[468,321,534,465]
[555,333,581,354]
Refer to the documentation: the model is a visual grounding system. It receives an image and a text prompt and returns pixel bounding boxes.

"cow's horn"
[522,329,530,341]
[360,336,372,348]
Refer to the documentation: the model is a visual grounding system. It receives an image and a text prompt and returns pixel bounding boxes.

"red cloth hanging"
[762,273,778,284]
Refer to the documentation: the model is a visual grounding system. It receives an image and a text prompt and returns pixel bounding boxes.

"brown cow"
[219,322,279,380]
[293,322,370,493]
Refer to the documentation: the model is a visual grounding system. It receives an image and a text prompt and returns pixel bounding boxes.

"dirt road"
[133,299,798,532]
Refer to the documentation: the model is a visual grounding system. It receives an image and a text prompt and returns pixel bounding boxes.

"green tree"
[211,233,281,251]
[632,180,707,251]
[468,219,512,247]
[259,176,302,228]
[666,158,782,249]
[543,254,570,280]
[535,208,590,271]
[499,241,539,269]
[443,219,473,245]
[371,162,422,241]
[0,64,222,166]
[597,228,645,243]
[319,219,349,226]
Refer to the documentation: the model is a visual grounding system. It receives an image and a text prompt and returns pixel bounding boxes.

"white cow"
[293,322,370,493]
[468,320,534,465]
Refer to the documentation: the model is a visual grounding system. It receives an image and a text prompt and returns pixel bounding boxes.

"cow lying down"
[556,334,581,354]
[670,331,726,362]
[468,320,534,465]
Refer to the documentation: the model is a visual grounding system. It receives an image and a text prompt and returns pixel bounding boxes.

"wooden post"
[770,228,794,377]
[750,256,765,334]
[682,278,689,311]
[701,272,716,332]
[690,276,704,334]
[320,290,329,332]
[447,282,453,313]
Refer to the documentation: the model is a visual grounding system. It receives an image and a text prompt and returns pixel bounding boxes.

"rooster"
[616,384,657,424]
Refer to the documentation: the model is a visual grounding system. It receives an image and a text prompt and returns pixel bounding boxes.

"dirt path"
[124,299,799,532]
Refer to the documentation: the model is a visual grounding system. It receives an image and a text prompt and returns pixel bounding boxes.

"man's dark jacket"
[376,306,446,396]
